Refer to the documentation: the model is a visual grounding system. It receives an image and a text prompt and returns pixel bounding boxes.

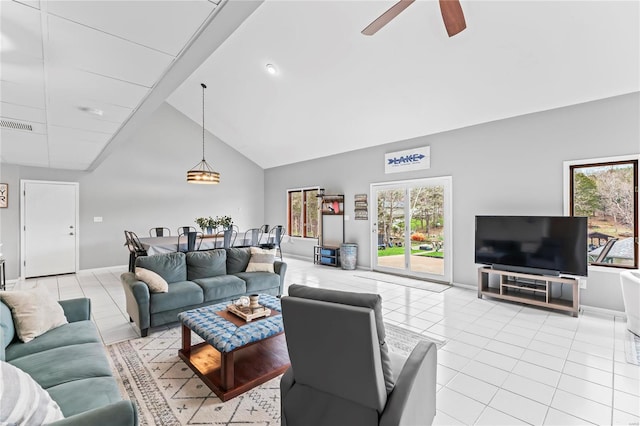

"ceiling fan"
[362,0,466,37]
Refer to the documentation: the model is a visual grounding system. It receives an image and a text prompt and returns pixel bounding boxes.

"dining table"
[138,232,271,256]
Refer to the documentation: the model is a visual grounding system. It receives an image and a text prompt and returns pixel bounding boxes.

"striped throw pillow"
[0,361,65,425]
[245,247,276,273]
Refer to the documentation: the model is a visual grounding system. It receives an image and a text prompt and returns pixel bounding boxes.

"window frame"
[564,155,639,270]
[287,186,320,239]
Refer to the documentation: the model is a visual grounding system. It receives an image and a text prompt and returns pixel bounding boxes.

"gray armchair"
[280,285,437,426]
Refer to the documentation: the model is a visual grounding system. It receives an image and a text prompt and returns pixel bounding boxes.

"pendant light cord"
[201,83,206,161]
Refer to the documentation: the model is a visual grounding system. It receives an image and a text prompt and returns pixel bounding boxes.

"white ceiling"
[1,0,221,170]
[2,0,639,171]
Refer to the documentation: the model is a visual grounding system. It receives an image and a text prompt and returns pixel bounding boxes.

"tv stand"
[478,267,579,317]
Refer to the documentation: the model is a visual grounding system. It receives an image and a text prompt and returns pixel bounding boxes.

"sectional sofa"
[0,297,138,425]
[121,247,287,336]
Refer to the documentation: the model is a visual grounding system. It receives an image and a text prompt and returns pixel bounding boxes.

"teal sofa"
[121,247,287,337]
[0,298,138,425]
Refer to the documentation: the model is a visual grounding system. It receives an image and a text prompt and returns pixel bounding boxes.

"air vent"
[0,119,33,132]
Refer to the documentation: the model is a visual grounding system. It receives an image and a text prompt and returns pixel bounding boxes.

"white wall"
[1,94,637,311]
[0,103,265,279]
[264,93,640,312]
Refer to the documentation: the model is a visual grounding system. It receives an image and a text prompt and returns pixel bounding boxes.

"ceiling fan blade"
[362,0,416,36]
[439,0,466,37]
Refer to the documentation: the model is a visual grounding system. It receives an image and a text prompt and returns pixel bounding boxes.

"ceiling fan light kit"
[362,0,466,37]
[187,83,220,184]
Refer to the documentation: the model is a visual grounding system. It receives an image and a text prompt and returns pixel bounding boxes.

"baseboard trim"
[580,304,626,319]
[77,264,129,274]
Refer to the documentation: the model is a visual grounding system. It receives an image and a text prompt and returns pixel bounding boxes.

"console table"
[477,267,579,317]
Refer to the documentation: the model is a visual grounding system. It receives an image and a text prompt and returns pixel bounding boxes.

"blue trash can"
[340,243,358,270]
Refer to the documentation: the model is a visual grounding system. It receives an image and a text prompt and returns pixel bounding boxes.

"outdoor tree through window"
[288,188,319,238]
[570,160,638,268]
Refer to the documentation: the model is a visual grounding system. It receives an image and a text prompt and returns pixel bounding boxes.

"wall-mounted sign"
[384,146,430,174]
[354,194,368,220]
[0,183,7,208]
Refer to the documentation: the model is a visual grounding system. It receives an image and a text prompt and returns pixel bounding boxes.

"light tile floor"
[13,258,640,425]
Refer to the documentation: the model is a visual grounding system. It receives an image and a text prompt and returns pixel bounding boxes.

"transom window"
[287,187,319,238]
[569,159,638,269]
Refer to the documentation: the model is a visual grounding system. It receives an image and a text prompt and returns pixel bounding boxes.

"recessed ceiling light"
[78,106,104,116]
[265,63,278,75]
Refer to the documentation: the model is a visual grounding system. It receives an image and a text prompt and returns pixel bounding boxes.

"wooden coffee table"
[177,294,290,401]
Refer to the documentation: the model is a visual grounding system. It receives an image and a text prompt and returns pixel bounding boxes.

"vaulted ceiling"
[2,0,639,171]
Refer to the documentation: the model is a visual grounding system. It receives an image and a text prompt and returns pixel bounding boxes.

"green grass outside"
[377,246,444,258]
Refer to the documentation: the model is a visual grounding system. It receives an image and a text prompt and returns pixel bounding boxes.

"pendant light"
[187,83,220,184]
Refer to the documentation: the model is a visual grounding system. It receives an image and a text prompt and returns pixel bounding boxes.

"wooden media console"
[478,267,579,317]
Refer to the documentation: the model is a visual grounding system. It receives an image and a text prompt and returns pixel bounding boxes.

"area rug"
[624,330,640,365]
[106,323,444,425]
[354,271,450,293]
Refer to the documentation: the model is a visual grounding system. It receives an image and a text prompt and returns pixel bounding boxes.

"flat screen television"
[475,216,588,277]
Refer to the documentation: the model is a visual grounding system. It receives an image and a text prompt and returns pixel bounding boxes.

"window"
[569,158,638,269]
[288,187,319,238]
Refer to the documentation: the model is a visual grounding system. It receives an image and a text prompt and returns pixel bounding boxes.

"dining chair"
[177,226,197,236]
[243,228,263,247]
[260,225,285,259]
[124,230,147,272]
[149,227,171,237]
[226,225,239,248]
[177,231,203,252]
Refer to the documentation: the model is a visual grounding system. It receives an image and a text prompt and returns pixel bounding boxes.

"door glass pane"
[409,186,445,275]
[376,188,405,271]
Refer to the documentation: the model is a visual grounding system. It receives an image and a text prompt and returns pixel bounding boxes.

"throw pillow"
[245,247,276,273]
[0,360,65,424]
[135,267,169,293]
[0,288,68,343]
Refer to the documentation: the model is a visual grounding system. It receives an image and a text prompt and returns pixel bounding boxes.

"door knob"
[69,232,74,236]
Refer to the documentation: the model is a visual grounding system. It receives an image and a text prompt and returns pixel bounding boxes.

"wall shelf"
[315,194,345,267]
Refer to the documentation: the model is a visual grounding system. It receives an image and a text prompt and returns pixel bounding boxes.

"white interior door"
[22,180,79,278]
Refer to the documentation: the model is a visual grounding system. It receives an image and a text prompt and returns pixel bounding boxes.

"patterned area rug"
[624,330,640,365]
[107,323,444,425]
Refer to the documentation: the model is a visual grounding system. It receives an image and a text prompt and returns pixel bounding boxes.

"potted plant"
[195,217,208,231]
[216,215,233,230]
[195,216,217,234]
[214,215,234,248]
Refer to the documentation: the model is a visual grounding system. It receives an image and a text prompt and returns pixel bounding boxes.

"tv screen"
[475,216,588,277]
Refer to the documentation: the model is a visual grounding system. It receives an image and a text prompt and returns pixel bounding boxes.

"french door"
[371,177,452,284]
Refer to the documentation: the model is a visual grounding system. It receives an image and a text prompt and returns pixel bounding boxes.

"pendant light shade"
[187,83,220,184]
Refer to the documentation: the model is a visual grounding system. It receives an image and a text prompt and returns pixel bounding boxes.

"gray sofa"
[121,247,287,336]
[0,298,138,425]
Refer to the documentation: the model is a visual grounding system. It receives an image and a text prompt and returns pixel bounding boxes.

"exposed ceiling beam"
[87,0,263,172]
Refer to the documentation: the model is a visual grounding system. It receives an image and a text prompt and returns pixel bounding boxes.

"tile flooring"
[13,258,640,425]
